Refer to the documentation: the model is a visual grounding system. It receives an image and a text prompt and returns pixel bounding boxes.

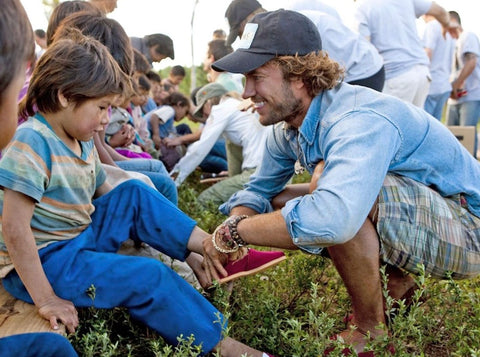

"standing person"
[224,0,385,91]
[354,0,450,107]
[0,1,78,356]
[1,34,278,357]
[203,10,480,355]
[130,33,174,65]
[423,14,456,120]
[446,10,480,156]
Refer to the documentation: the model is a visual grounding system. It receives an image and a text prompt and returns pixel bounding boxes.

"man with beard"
[201,9,480,355]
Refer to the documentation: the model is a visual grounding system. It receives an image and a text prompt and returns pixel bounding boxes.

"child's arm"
[149,114,163,149]
[94,181,113,198]
[2,189,79,333]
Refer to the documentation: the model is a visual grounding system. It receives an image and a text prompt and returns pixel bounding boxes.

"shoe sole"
[199,177,228,184]
[218,255,287,284]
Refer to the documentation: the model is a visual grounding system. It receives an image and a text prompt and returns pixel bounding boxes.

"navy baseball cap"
[212,9,322,74]
[225,0,262,46]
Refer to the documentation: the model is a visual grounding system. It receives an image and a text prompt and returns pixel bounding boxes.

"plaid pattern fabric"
[377,174,480,279]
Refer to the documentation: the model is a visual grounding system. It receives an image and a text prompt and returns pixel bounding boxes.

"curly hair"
[271,51,344,97]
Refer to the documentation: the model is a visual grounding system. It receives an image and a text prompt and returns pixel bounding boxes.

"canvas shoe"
[219,248,286,284]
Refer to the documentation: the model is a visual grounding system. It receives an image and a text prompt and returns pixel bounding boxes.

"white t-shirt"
[173,97,268,184]
[423,19,455,95]
[355,0,432,79]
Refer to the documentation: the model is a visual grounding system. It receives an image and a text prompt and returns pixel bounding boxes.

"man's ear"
[290,77,305,90]
[58,92,69,108]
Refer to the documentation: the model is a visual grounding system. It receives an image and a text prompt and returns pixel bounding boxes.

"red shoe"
[219,248,286,284]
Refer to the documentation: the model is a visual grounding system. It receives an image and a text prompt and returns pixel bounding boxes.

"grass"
[69,171,480,356]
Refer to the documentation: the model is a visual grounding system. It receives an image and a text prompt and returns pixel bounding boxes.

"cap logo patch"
[238,23,258,49]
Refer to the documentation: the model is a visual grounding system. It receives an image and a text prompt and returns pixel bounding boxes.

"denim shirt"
[220,83,480,254]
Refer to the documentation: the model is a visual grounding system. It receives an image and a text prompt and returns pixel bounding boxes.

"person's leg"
[458,101,480,157]
[446,102,460,126]
[383,65,430,107]
[411,65,431,108]
[225,140,243,176]
[326,208,387,352]
[199,139,228,174]
[198,168,255,207]
[116,159,178,204]
[0,333,78,357]
[424,91,450,120]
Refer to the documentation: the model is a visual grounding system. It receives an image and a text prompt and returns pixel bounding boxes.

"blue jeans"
[0,333,78,357]
[447,100,480,156]
[199,140,228,173]
[116,159,177,205]
[3,181,224,355]
[424,91,450,120]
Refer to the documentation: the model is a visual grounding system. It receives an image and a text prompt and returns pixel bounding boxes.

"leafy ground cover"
[70,171,480,356]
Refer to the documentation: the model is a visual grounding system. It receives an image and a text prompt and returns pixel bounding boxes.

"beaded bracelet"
[211,215,249,253]
[226,214,249,246]
[211,225,239,253]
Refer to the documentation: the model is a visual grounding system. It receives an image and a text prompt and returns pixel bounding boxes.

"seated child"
[0,34,281,357]
[145,91,190,170]
[0,1,78,356]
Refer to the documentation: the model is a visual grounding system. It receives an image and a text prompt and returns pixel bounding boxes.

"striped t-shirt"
[0,113,106,260]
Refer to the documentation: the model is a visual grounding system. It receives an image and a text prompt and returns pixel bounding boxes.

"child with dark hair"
[50,11,178,204]
[0,2,79,355]
[0,33,279,357]
[133,48,152,76]
[162,64,186,92]
[45,0,102,46]
[146,92,190,170]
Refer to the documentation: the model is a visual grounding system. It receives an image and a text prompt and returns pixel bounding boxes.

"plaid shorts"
[377,174,480,279]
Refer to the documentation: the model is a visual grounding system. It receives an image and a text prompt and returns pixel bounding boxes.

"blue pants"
[0,333,78,357]
[447,100,480,157]
[199,139,228,173]
[424,91,450,120]
[116,158,178,205]
[3,180,224,355]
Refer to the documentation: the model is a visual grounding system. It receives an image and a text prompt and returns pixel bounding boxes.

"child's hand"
[163,136,183,147]
[38,295,79,334]
[108,124,135,148]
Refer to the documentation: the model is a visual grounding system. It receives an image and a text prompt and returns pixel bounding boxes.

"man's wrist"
[211,215,249,253]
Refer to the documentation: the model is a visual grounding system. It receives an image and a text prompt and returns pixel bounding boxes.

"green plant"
[69,175,480,356]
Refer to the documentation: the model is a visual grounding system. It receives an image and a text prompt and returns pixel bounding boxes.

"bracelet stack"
[212,215,249,253]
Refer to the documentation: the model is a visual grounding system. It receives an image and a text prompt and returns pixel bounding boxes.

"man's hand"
[38,295,79,334]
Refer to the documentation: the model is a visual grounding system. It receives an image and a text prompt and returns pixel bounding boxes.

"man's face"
[150,46,167,63]
[203,51,213,72]
[243,62,305,127]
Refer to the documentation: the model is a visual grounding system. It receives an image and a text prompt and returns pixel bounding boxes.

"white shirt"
[355,0,432,79]
[423,19,455,95]
[172,97,268,185]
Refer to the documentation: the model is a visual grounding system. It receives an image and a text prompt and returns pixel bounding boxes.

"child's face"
[62,95,117,142]
[131,88,149,107]
[173,104,189,121]
[0,63,28,149]
[151,82,169,105]
[170,75,184,85]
